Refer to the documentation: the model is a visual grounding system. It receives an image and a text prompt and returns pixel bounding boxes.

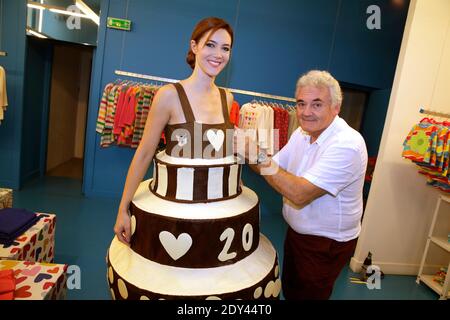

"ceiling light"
[26,27,48,39]
[27,3,45,10]
[27,1,97,23]
[75,0,100,25]
[49,8,90,19]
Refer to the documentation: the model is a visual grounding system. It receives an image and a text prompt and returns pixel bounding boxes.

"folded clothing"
[0,208,40,246]
[0,269,15,300]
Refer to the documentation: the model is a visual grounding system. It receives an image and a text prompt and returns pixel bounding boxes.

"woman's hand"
[114,207,131,246]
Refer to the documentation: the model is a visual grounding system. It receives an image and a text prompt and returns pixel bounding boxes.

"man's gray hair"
[295,70,343,107]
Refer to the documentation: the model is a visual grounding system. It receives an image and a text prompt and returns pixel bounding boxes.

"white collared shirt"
[272,116,368,241]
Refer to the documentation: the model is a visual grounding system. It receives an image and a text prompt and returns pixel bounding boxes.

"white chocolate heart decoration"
[159,231,193,260]
[130,215,136,235]
[206,129,224,151]
[264,280,275,298]
[273,279,282,297]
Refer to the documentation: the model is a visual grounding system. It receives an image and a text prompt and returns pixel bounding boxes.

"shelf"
[417,195,450,299]
[430,237,450,252]
[419,274,450,298]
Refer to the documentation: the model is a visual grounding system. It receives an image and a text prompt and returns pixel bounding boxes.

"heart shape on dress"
[47,267,59,274]
[15,285,32,298]
[35,247,42,261]
[15,276,27,285]
[35,273,52,283]
[158,231,192,261]
[30,234,37,246]
[21,266,41,277]
[206,129,224,151]
[43,282,55,290]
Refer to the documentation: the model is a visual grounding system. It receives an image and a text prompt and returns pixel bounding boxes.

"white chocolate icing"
[109,234,276,296]
[229,164,239,196]
[134,179,258,219]
[207,167,224,199]
[155,163,167,196]
[176,167,194,200]
[156,151,237,165]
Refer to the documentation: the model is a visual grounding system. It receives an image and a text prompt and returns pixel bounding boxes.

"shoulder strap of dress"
[219,88,231,124]
[173,82,196,123]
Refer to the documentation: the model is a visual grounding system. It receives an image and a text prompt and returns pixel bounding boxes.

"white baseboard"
[349,257,438,276]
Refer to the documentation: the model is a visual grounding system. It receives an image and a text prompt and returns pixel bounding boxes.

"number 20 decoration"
[218,223,254,262]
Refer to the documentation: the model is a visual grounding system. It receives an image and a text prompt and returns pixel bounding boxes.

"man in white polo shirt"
[242,70,368,300]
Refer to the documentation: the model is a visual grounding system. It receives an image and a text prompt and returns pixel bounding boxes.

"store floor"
[46,158,83,180]
[13,176,438,300]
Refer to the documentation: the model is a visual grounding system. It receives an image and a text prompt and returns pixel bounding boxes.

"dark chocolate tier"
[130,181,260,268]
[149,152,242,203]
[130,200,259,268]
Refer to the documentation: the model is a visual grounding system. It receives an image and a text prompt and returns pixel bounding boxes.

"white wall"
[351,0,450,275]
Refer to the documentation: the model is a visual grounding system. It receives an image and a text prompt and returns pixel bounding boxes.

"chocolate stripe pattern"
[150,159,242,203]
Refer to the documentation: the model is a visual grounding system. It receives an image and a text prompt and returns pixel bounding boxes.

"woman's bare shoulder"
[155,83,178,99]
[152,84,180,108]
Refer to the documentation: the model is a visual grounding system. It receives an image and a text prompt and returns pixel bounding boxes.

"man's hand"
[233,128,258,164]
[233,129,279,176]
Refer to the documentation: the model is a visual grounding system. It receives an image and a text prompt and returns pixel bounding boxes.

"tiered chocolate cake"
[106,83,280,300]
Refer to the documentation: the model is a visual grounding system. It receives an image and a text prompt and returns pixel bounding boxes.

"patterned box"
[0,260,67,300]
[0,213,56,262]
[0,188,13,209]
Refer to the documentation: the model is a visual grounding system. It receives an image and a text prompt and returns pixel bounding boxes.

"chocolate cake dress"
[106,83,280,300]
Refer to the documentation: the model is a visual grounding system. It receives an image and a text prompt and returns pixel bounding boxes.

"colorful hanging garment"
[402,117,450,193]
[96,81,160,148]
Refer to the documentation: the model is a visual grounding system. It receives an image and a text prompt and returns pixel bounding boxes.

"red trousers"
[282,227,357,300]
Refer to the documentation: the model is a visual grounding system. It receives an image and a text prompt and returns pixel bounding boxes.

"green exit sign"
[107,17,131,31]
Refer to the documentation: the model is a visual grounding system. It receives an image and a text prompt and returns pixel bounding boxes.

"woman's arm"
[114,85,174,245]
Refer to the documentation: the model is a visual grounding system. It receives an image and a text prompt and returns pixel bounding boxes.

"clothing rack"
[115,70,297,103]
[419,107,450,119]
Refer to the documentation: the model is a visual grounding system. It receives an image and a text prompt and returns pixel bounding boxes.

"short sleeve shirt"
[272,116,368,241]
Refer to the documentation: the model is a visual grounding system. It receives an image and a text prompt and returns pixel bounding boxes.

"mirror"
[26,0,100,46]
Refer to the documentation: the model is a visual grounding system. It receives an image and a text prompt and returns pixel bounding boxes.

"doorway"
[45,43,93,180]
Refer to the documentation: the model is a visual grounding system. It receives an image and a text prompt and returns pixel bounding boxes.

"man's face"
[296,85,340,142]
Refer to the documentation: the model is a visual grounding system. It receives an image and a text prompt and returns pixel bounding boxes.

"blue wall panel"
[229,0,339,97]
[116,0,239,85]
[330,0,409,89]
[21,37,53,183]
[361,88,391,157]
[0,0,27,189]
